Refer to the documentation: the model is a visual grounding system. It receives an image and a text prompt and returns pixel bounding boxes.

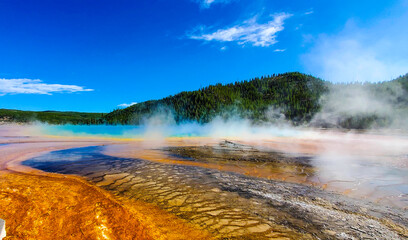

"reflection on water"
[311,153,408,207]
[23,144,408,239]
[102,139,408,209]
[24,146,311,239]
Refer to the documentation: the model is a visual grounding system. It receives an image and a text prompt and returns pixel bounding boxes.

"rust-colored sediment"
[1,126,407,239]
[0,141,212,240]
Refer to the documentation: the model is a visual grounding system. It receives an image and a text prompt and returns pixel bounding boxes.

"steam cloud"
[311,82,408,130]
[302,3,408,83]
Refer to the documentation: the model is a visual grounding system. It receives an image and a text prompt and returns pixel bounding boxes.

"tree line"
[1,72,407,129]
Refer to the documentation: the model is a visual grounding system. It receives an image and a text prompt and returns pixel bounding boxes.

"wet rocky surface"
[24,145,408,239]
[162,140,408,209]
[162,140,316,184]
[164,140,314,166]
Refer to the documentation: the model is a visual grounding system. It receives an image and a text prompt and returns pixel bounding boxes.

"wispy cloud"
[302,4,408,83]
[194,0,232,8]
[274,49,286,52]
[0,78,93,95]
[304,10,314,15]
[189,13,293,47]
[118,102,138,108]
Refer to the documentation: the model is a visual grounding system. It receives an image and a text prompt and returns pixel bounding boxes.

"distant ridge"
[1,72,407,129]
[0,109,104,125]
[104,72,328,125]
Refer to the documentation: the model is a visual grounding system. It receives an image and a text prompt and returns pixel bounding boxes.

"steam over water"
[38,121,301,139]
[32,122,408,209]
[6,122,407,238]
[22,145,408,239]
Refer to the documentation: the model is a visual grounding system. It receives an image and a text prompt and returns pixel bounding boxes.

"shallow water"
[37,123,303,139]
[100,139,408,209]
[23,143,408,239]
[5,123,406,238]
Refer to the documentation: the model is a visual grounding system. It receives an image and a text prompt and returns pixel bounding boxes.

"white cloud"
[118,102,138,108]
[189,13,293,47]
[304,10,314,15]
[302,5,408,83]
[203,0,215,7]
[0,78,93,95]
[274,49,286,52]
[195,0,231,8]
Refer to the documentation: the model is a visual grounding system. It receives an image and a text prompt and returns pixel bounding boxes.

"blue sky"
[0,0,407,112]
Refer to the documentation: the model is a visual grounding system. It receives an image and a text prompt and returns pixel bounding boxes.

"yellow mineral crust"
[0,140,212,240]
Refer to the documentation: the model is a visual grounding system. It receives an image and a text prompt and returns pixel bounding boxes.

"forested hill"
[392,73,408,92]
[104,72,329,125]
[0,109,104,125]
[2,72,407,128]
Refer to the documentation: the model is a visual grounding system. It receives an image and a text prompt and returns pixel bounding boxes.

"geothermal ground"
[0,124,407,239]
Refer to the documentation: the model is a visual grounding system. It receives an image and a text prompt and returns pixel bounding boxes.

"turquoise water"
[42,124,144,138]
[39,123,302,139]
[40,124,209,138]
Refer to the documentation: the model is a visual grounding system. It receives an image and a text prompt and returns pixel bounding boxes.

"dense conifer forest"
[1,72,407,129]
[104,72,328,125]
[0,109,104,125]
